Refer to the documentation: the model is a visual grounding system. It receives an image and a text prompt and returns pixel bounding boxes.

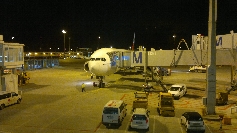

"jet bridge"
[117,48,236,67]
[0,35,24,92]
[116,46,236,87]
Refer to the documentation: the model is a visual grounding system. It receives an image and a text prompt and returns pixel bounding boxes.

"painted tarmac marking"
[178,118,184,133]
[94,122,102,132]
[120,94,126,100]
[153,115,157,133]
[217,104,234,110]
[205,124,213,133]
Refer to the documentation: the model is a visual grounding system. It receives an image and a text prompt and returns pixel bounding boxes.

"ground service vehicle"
[0,91,22,110]
[130,108,150,130]
[142,83,153,92]
[180,112,205,133]
[216,84,236,105]
[132,92,148,111]
[189,65,206,73]
[216,92,228,105]
[168,84,187,100]
[157,92,175,116]
[102,100,127,126]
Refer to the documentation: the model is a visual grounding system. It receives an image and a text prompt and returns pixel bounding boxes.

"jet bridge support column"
[144,48,148,83]
[231,65,236,84]
[206,0,217,115]
[230,30,236,85]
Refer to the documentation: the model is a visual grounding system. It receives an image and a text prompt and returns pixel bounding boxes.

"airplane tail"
[132,32,135,50]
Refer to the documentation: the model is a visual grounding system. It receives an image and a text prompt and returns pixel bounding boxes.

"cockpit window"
[90,58,106,61]
[90,58,95,61]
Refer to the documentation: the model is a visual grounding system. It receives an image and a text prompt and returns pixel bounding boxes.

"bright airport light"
[62,30,66,58]
[62,30,66,34]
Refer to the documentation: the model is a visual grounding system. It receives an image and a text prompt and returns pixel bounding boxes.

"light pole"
[98,36,100,49]
[62,30,66,58]
[173,35,176,49]
[69,37,71,52]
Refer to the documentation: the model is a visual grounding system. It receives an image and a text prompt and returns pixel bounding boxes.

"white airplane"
[84,33,135,78]
[84,48,128,77]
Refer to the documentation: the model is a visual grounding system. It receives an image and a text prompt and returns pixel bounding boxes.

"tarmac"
[0,58,237,133]
[166,66,237,133]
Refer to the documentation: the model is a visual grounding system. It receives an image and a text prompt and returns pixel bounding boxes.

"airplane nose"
[89,61,108,75]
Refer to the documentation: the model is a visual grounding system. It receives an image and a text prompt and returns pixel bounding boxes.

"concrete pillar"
[206,0,217,115]
[231,31,236,84]
[144,49,148,83]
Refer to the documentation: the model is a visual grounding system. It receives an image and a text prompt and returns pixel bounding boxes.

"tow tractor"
[132,92,148,111]
[142,83,153,92]
[216,83,236,105]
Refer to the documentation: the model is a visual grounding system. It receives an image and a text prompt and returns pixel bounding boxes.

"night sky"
[0,0,237,52]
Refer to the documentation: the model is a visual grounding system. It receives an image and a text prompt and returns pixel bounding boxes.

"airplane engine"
[84,61,89,71]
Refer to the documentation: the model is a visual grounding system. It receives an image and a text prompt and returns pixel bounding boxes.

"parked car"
[130,108,150,130]
[168,84,187,100]
[180,112,205,133]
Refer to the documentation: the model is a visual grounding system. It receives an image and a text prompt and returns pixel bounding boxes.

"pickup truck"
[0,91,22,110]
[168,84,187,100]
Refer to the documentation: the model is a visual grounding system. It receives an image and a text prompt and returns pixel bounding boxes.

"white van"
[102,100,127,126]
[0,91,22,110]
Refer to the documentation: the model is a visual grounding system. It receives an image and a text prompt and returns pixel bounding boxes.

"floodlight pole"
[206,0,217,115]
[62,30,66,58]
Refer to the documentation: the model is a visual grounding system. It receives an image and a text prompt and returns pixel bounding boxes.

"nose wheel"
[98,76,105,88]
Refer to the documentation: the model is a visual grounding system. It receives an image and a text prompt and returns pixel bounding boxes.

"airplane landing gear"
[97,76,105,88]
